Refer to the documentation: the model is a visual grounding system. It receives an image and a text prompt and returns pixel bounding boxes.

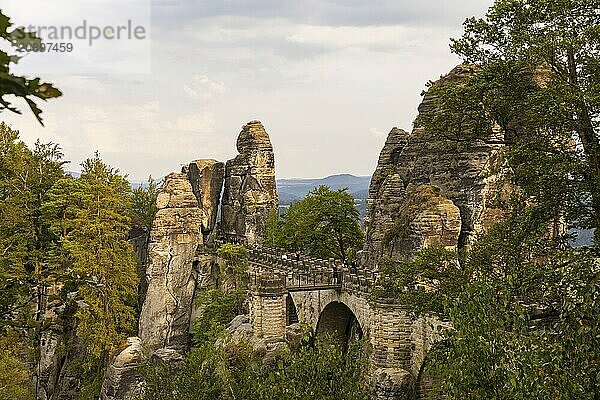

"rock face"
[138,160,224,353]
[100,337,144,400]
[138,172,205,352]
[184,160,225,237]
[222,121,278,244]
[363,65,506,265]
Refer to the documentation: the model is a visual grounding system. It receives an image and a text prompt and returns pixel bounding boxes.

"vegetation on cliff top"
[377,0,600,398]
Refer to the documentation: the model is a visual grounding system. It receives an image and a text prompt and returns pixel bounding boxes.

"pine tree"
[44,154,139,397]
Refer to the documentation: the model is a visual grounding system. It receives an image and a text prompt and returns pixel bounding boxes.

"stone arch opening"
[315,301,363,349]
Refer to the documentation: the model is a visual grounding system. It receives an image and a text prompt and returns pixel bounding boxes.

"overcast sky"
[2,0,492,181]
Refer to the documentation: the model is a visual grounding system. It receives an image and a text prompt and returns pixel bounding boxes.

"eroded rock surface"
[138,172,204,353]
[101,337,144,400]
[184,159,225,237]
[222,121,278,244]
[363,65,506,265]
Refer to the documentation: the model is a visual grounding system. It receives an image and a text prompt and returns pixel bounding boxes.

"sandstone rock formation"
[184,160,225,237]
[222,121,278,244]
[104,160,225,399]
[100,337,144,400]
[138,171,205,352]
[363,65,506,265]
[138,160,224,353]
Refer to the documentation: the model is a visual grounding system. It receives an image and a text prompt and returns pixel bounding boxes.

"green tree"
[192,244,249,344]
[217,243,249,290]
[375,204,600,399]
[130,176,160,230]
[0,11,62,124]
[0,333,34,400]
[0,123,65,344]
[139,341,225,400]
[43,154,139,398]
[418,0,600,242]
[240,339,369,400]
[264,208,283,249]
[279,186,364,262]
[375,2,600,397]
[140,337,369,400]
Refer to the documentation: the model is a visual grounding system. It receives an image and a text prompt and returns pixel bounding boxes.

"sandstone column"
[221,120,278,245]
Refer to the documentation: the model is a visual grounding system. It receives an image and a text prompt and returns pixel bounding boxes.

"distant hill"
[277,174,371,219]
[277,174,370,203]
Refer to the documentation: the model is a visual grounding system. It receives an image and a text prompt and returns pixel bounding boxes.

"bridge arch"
[315,301,363,348]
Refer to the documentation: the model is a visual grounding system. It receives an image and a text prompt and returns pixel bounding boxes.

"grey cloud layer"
[3,0,495,181]
[153,0,488,28]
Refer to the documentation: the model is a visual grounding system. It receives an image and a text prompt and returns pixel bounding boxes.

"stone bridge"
[245,247,442,399]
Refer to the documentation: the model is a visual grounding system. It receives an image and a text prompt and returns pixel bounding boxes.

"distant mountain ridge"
[277,174,371,219]
[277,174,371,205]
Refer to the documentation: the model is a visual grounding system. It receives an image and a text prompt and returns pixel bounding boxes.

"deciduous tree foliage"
[0,122,65,338]
[140,338,369,400]
[273,185,364,262]
[0,11,62,124]
[192,244,249,345]
[0,129,139,398]
[376,207,599,399]
[130,176,160,231]
[0,333,34,400]
[419,0,600,242]
[376,1,600,398]
[43,154,139,396]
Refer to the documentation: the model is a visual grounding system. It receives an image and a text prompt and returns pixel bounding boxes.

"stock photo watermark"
[16,20,147,50]
[3,0,152,74]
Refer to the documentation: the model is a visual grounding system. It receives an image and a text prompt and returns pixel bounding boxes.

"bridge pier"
[249,272,287,342]
[370,302,416,400]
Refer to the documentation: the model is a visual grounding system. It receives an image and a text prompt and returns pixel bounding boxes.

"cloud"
[183,75,226,100]
[369,128,387,138]
[286,25,404,50]
[153,0,490,28]
[3,0,496,181]
[163,111,216,132]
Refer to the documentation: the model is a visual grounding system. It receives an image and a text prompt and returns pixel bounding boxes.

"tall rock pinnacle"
[221,120,279,245]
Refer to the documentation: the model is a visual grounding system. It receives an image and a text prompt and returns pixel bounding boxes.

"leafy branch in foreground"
[0,11,62,124]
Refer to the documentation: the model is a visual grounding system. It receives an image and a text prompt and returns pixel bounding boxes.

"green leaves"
[275,185,364,262]
[377,205,600,399]
[0,123,66,335]
[140,337,369,400]
[41,154,139,398]
[0,10,62,125]
[0,337,33,400]
[435,0,600,240]
[130,176,160,230]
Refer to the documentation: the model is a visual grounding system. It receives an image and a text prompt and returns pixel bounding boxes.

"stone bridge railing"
[246,247,377,294]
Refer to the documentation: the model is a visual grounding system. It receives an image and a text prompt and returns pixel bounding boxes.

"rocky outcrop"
[184,159,225,238]
[104,160,225,399]
[363,65,506,265]
[138,160,224,354]
[138,172,205,352]
[222,121,278,244]
[100,337,144,400]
